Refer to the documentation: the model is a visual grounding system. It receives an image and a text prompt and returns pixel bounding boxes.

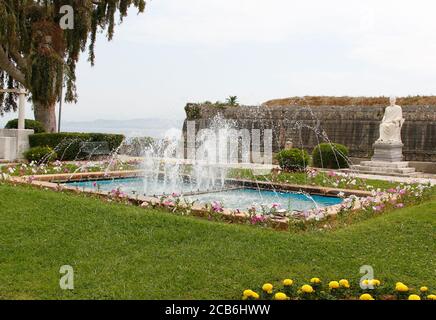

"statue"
[376,96,405,143]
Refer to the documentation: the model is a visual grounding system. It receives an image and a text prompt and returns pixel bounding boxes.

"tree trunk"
[34,101,57,133]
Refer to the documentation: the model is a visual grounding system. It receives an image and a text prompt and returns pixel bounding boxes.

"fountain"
[63,112,344,213]
[141,115,242,196]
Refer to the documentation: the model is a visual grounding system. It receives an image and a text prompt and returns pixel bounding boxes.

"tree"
[0,1,146,132]
[225,95,238,106]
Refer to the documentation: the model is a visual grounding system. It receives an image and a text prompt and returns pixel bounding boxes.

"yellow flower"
[283,279,293,286]
[408,294,421,300]
[329,281,340,289]
[371,279,381,286]
[420,286,428,293]
[243,289,253,297]
[362,279,369,286]
[274,292,289,300]
[359,293,375,300]
[427,294,436,300]
[310,277,321,284]
[262,283,273,294]
[301,284,314,293]
[395,283,409,292]
[339,279,350,288]
[242,289,259,299]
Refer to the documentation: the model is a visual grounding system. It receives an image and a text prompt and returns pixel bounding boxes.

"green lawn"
[0,183,435,299]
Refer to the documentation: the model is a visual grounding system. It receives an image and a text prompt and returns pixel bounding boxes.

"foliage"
[185,97,241,119]
[228,168,403,191]
[23,146,57,163]
[0,1,146,128]
[0,183,434,299]
[4,118,45,133]
[1,158,141,176]
[29,132,124,160]
[225,95,239,106]
[262,95,436,107]
[276,148,310,172]
[312,143,349,169]
[184,103,201,120]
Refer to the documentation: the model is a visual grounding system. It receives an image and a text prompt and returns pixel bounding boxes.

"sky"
[2,0,436,125]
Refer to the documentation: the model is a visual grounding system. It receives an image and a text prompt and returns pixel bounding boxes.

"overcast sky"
[2,0,436,125]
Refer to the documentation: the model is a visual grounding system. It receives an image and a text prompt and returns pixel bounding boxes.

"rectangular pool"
[65,177,342,211]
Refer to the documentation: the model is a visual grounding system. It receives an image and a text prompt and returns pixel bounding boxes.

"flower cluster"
[290,182,434,225]
[242,278,435,300]
[0,159,141,177]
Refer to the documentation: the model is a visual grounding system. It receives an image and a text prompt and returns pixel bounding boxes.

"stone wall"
[183,104,436,162]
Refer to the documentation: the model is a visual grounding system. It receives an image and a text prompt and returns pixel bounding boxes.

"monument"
[372,96,405,162]
[351,96,417,176]
[0,88,34,161]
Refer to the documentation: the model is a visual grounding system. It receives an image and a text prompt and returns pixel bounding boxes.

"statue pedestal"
[371,141,404,162]
[351,142,418,177]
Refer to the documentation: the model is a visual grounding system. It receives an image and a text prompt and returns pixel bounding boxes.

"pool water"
[65,177,342,211]
[186,188,342,211]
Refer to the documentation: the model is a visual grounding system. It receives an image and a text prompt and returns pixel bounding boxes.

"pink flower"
[396,203,404,208]
[171,192,181,198]
[110,189,125,198]
[250,215,266,224]
[387,188,396,193]
[271,203,281,209]
[372,205,382,212]
[163,200,174,207]
[328,171,337,177]
[93,182,97,187]
[211,201,223,212]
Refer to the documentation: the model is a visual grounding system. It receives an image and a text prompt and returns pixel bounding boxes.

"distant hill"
[262,96,436,107]
[62,118,184,138]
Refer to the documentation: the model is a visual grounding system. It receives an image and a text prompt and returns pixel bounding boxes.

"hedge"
[312,143,349,169]
[5,119,45,133]
[276,148,310,172]
[29,132,125,160]
[24,146,57,163]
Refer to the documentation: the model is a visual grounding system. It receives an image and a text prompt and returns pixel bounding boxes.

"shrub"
[276,148,310,172]
[29,132,125,161]
[5,119,46,133]
[312,143,349,169]
[185,104,201,120]
[24,146,57,163]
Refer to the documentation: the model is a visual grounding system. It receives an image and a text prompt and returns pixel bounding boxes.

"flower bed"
[0,159,141,177]
[242,278,436,300]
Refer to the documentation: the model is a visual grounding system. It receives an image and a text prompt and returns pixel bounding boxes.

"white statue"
[376,96,404,143]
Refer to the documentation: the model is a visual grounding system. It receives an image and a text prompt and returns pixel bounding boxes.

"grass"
[0,183,435,299]
[228,168,402,191]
